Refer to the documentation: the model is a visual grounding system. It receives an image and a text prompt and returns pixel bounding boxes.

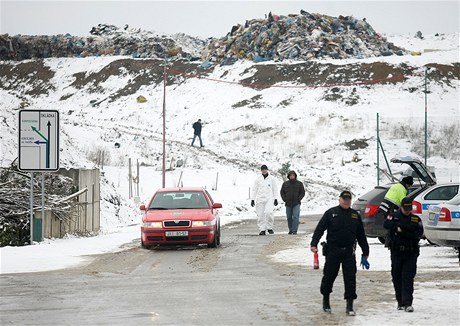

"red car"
[140,187,222,248]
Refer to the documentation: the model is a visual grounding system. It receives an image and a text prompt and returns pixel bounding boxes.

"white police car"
[412,182,459,230]
[425,194,460,247]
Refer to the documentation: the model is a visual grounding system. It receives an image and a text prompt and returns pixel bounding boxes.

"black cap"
[401,197,413,210]
[402,176,414,186]
[339,190,352,199]
[261,164,268,170]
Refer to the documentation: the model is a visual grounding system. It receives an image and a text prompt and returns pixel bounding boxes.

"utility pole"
[423,67,429,166]
[377,113,380,186]
[29,172,34,244]
[162,60,167,188]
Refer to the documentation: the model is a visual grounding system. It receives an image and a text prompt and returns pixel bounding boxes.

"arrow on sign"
[31,126,48,142]
[32,125,51,168]
[46,121,51,168]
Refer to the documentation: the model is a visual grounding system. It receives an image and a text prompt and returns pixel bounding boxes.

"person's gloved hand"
[274,199,278,206]
[251,200,255,207]
[360,256,370,270]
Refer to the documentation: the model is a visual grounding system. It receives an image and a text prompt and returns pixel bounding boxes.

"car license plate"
[165,231,188,237]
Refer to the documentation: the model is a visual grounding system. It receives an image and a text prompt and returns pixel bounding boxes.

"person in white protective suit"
[251,164,279,235]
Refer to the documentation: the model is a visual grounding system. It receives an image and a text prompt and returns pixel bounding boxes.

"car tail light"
[364,205,379,217]
[412,201,422,214]
[439,208,451,222]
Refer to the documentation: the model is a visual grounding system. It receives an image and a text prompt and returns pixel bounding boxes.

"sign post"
[19,110,60,244]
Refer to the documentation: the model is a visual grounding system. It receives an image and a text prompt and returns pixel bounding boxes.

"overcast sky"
[1,0,459,38]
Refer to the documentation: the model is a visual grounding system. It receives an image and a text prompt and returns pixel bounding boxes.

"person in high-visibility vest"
[378,176,414,218]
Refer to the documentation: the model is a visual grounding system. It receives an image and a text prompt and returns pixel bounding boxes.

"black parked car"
[352,156,437,243]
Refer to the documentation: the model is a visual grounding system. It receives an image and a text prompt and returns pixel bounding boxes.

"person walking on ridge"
[191,119,204,147]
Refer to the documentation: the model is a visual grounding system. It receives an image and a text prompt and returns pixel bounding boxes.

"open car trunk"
[390,156,437,186]
[390,156,437,200]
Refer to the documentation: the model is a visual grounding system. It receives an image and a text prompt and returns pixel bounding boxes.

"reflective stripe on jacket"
[379,182,407,214]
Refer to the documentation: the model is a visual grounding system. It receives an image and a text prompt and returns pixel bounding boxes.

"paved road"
[0,215,321,325]
[2,215,457,325]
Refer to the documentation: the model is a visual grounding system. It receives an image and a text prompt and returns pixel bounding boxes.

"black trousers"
[390,250,419,306]
[320,246,357,300]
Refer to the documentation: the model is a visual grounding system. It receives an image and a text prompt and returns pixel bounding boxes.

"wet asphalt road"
[0,214,417,325]
[1,216,330,325]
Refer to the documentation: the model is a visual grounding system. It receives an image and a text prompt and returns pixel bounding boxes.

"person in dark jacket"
[310,190,370,316]
[383,196,423,313]
[280,170,305,234]
[191,119,203,147]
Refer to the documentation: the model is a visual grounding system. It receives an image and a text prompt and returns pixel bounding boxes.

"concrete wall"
[37,168,100,239]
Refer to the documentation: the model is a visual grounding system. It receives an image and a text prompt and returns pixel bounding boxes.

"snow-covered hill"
[1,32,459,230]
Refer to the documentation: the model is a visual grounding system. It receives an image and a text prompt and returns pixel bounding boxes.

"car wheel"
[141,239,150,250]
[208,227,220,248]
[377,237,385,244]
[216,226,221,246]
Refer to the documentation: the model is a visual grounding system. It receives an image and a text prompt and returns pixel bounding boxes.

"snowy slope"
[0,33,459,230]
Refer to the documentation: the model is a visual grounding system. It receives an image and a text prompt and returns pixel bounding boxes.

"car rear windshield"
[358,187,388,201]
[149,191,210,210]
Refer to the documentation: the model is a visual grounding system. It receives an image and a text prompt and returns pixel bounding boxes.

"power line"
[167,68,417,89]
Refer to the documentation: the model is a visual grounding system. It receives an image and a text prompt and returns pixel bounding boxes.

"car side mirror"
[140,204,146,211]
[213,203,222,209]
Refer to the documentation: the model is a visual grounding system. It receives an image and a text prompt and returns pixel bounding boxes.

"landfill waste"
[136,95,147,103]
[0,24,205,61]
[415,31,424,39]
[0,12,407,65]
[201,10,406,67]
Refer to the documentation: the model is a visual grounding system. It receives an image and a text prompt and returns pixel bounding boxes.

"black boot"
[323,294,331,313]
[346,299,355,316]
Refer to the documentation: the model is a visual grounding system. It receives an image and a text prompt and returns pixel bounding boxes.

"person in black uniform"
[383,196,423,312]
[310,190,370,316]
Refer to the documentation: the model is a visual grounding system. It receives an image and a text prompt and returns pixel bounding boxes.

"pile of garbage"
[0,24,205,61]
[200,10,406,67]
[0,13,406,65]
